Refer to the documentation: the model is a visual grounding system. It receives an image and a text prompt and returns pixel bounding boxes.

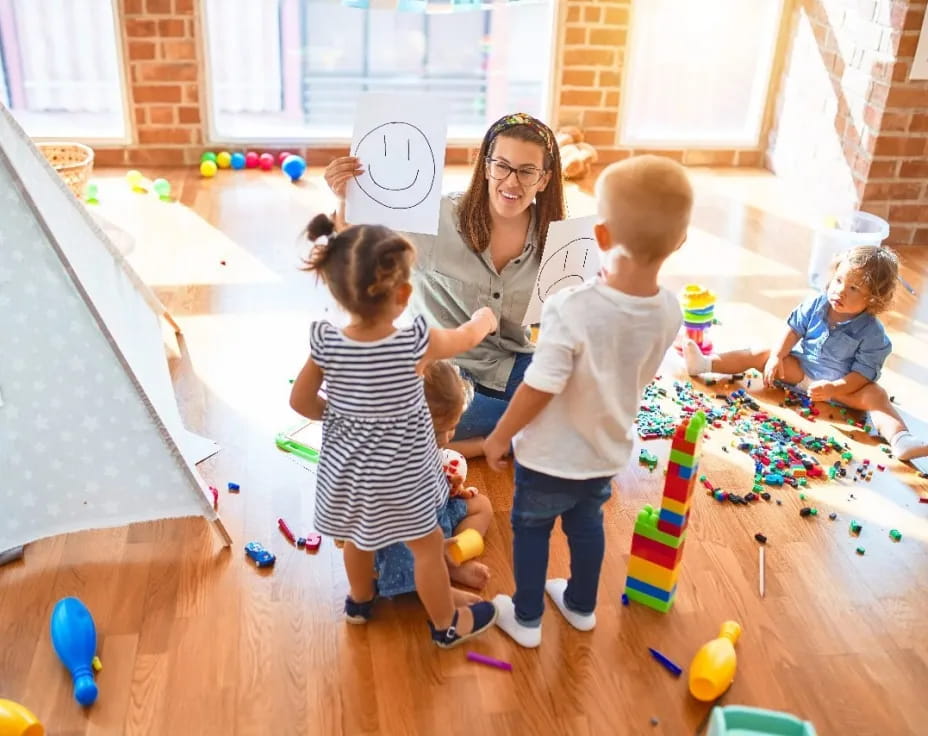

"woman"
[324,113,566,457]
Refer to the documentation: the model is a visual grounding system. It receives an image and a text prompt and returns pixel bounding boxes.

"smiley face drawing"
[352,122,437,210]
[536,236,597,302]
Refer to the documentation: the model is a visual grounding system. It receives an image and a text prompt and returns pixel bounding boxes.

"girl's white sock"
[890,431,928,461]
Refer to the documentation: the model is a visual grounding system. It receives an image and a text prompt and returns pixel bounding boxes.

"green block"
[634,505,686,548]
[625,586,675,613]
[669,448,696,467]
[684,410,708,443]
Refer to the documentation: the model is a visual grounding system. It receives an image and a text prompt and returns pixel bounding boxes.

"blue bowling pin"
[49,597,98,706]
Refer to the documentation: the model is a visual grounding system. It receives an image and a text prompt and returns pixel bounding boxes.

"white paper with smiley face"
[522,215,600,325]
[346,93,447,235]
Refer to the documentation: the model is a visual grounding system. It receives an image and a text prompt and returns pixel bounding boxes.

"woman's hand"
[324,156,364,199]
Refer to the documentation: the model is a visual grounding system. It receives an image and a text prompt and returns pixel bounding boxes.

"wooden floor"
[2,165,927,736]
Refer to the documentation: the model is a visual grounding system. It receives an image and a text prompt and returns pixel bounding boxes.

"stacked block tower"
[625,410,708,613]
[679,284,716,355]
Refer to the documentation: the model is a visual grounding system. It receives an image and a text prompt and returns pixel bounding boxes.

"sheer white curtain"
[621,0,784,147]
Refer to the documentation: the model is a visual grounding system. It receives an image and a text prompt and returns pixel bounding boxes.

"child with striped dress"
[290,215,498,648]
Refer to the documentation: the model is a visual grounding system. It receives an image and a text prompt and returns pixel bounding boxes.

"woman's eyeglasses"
[485,158,546,187]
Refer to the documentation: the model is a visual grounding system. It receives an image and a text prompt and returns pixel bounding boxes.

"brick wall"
[767,0,928,246]
[554,0,763,166]
[860,1,928,245]
[95,0,201,167]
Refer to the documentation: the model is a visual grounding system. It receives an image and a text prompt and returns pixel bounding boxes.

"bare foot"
[449,560,491,590]
[452,588,482,606]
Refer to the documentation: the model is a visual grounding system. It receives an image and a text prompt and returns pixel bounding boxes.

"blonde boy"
[484,156,693,647]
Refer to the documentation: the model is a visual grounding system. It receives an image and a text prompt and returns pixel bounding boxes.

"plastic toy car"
[244,541,276,568]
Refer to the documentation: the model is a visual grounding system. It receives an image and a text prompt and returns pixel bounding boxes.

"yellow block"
[627,554,682,591]
[660,495,690,517]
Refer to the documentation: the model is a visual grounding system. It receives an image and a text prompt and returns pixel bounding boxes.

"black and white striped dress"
[311,316,447,551]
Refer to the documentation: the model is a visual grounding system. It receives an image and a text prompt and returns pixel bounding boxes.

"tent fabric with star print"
[0,102,230,553]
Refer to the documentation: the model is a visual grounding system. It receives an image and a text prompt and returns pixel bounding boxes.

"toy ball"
[258,153,274,171]
[282,154,306,182]
[278,151,291,166]
[152,178,171,199]
[216,151,232,169]
[230,152,246,170]
[126,169,144,189]
[200,151,217,163]
[200,160,218,178]
[245,151,260,168]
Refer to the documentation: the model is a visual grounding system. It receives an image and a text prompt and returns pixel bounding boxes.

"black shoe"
[344,594,377,624]
[429,601,498,649]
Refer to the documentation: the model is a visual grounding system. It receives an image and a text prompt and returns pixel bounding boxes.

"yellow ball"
[200,160,218,178]
[216,151,232,169]
[126,169,144,188]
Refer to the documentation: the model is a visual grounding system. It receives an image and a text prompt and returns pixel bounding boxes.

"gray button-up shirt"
[404,193,538,392]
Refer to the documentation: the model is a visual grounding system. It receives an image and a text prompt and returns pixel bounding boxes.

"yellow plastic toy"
[447,528,484,565]
[0,698,44,736]
[689,620,741,701]
[216,151,232,169]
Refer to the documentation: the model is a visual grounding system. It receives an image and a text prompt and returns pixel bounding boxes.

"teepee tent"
[0,103,230,552]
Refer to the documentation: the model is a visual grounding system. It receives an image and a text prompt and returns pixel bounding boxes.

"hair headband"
[484,113,555,155]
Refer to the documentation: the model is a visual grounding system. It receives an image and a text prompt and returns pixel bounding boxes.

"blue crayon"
[648,647,683,677]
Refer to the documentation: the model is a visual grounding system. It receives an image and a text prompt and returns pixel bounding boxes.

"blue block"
[659,507,686,527]
[625,575,677,603]
[678,462,697,480]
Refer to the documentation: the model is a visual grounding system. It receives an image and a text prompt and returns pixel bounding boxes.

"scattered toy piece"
[305,533,322,551]
[228,482,240,492]
[648,647,683,677]
[856,546,866,555]
[91,656,102,672]
[850,520,862,535]
[278,517,297,544]
[621,593,629,606]
[889,529,902,542]
[828,512,837,521]
[754,533,767,544]
[466,651,512,671]
[799,507,812,517]
[297,537,306,548]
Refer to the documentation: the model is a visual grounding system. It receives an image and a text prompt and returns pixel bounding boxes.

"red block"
[662,469,695,504]
[671,437,697,456]
[630,533,686,570]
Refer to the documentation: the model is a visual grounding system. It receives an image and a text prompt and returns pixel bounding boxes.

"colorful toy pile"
[625,410,707,613]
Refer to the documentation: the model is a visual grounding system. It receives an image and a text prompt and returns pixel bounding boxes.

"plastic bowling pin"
[49,597,99,706]
[688,620,741,701]
[0,698,44,736]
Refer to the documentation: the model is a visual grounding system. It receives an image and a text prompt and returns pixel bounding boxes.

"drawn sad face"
[537,236,597,302]
[353,122,437,210]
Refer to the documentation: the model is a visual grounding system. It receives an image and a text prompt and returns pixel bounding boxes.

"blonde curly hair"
[831,245,899,314]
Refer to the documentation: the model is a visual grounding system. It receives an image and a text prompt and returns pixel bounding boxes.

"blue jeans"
[511,462,613,626]
[454,352,532,440]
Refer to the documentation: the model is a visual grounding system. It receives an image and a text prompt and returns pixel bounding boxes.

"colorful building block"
[624,411,706,613]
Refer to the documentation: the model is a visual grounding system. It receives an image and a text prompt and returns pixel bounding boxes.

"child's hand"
[471,307,498,336]
[484,431,511,472]
[324,156,364,199]
[808,380,836,401]
[763,356,784,387]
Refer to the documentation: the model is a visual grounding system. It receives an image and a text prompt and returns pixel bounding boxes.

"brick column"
[96,0,202,167]
[861,1,928,246]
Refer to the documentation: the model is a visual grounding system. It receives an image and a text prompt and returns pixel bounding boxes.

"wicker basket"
[37,142,95,199]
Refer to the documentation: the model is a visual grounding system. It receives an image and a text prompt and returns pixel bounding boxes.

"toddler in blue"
[684,245,927,461]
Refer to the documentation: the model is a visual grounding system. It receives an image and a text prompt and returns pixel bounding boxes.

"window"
[0,0,128,139]
[203,0,555,141]
[621,0,784,147]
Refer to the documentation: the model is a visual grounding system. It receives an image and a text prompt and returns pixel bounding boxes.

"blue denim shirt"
[787,293,891,382]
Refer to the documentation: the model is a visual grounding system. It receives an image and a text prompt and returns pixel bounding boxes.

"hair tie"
[484,113,555,155]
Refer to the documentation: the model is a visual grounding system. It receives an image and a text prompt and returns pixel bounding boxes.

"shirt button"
[493,292,501,299]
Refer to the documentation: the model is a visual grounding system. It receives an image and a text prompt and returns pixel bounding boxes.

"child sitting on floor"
[375,361,493,604]
[683,245,928,461]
